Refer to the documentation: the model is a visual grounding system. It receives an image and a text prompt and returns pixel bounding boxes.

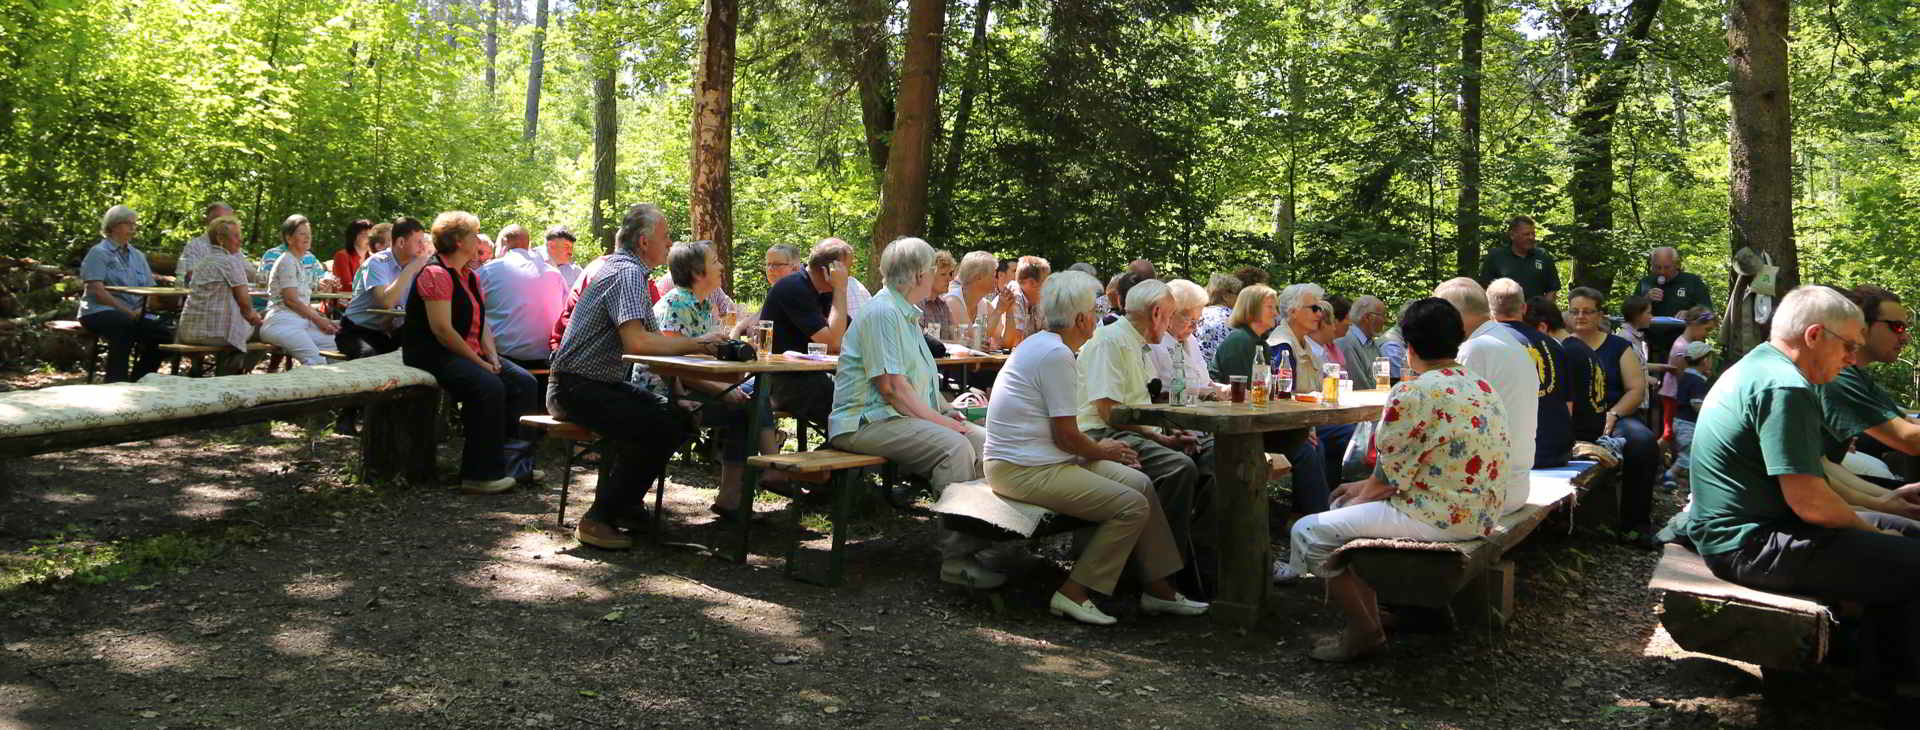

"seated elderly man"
[1434,277,1538,514]
[1487,278,1572,468]
[985,270,1206,625]
[477,223,569,374]
[1335,295,1387,390]
[762,239,854,425]
[1078,278,1212,579]
[1288,297,1512,662]
[827,237,1001,586]
[1679,286,1920,696]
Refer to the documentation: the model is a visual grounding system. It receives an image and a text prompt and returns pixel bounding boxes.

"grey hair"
[1434,277,1491,318]
[1484,279,1525,319]
[667,240,714,288]
[1166,279,1207,311]
[1206,273,1243,306]
[766,243,800,263]
[280,213,310,239]
[1275,283,1325,316]
[880,237,936,292]
[1349,294,1385,320]
[1067,262,1097,277]
[1650,246,1679,264]
[1126,278,1172,318]
[100,205,137,236]
[956,251,997,285]
[616,204,665,252]
[1041,271,1102,331]
[1771,285,1864,342]
[203,201,233,220]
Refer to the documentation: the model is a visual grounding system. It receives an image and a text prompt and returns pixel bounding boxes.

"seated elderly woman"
[175,215,264,375]
[1194,272,1241,368]
[1148,279,1222,401]
[1212,284,1334,552]
[1287,298,1510,662]
[654,240,790,520]
[78,204,173,382]
[985,270,1208,625]
[828,237,999,586]
[403,211,540,495]
[259,215,341,366]
[945,251,1001,346]
[921,249,958,334]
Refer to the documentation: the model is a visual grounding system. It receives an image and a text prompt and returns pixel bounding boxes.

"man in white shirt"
[534,226,584,289]
[477,224,569,371]
[176,201,233,286]
[1435,277,1539,514]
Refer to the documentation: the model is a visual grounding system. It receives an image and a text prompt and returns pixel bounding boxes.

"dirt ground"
[0,370,1882,729]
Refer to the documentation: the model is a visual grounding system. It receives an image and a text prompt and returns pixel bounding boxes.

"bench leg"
[362,388,441,485]
[1449,559,1516,631]
[786,468,854,587]
[651,472,666,543]
[555,439,576,527]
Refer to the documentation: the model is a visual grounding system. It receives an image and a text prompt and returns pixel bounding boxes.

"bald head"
[1128,259,1156,279]
[1650,247,1681,280]
[1434,277,1491,334]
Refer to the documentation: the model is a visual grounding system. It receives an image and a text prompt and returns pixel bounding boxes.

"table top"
[1113,387,1389,435]
[249,290,353,300]
[105,285,188,297]
[627,351,1010,377]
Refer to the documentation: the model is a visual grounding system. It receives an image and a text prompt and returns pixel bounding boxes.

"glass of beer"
[1374,357,1392,389]
[720,310,738,335]
[756,322,775,360]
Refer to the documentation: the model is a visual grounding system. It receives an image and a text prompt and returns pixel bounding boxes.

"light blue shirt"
[260,245,326,285]
[829,286,941,439]
[476,248,568,361]
[78,239,155,317]
[345,249,411,331]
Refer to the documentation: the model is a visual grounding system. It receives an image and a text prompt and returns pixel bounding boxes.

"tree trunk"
[524,0,549,145]
[1726,0,1795,355]
[868,0,947,278]
[690,0,738,295]
[929,0,993,243]
[485,0,499,95]
[849,0,896,187]
[1562,0,1663,294]
[1453,0,1483,277]
[591,69,619,250]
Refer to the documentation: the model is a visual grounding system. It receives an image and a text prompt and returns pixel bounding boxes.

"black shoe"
[710,504,769,524]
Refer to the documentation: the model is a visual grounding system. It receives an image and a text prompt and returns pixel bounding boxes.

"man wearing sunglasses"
[1816,286,1920,473]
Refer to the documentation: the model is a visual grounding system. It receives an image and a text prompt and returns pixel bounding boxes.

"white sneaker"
[1140,592,1210,617]
[939,556,1008,589]
[1049,592,1117,625]
[1271,558,1303,585]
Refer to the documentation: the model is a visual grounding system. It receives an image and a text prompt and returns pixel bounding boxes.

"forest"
[2,0,1917,324]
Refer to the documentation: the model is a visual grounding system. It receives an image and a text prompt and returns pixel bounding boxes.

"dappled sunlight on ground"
[268,623,339,659]
[77,630,208,673]
[282,574,353,601]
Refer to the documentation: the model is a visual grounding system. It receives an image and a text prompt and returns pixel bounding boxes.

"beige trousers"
[831,417,990,559]
[984,459,1183,595]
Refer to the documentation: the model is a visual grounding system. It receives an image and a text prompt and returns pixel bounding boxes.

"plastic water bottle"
[1170,342,1189,405]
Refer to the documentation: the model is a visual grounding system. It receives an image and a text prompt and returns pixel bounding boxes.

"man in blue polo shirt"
[1476,215,1559,300]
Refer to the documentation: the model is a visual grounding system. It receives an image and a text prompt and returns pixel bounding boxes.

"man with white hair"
[1434,277,1538,513]
[1334,295,1387,390]
[176,201,234,286]
[1681,285,1920,696]
[1634,247,1712,319]
[477,223,568,373]
[1488,278,1572,468]
[1078,278,1211,585]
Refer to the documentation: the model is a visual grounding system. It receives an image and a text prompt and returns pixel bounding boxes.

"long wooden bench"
[1329,460,1620,629]
[1649,542,1834,687]
[746,449,886,586]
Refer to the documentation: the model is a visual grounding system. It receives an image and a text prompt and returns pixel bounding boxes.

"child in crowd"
[1664,340,1715,491]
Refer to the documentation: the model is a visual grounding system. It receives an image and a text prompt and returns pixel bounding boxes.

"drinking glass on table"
[719,310,738,335]
[756,322,775,360]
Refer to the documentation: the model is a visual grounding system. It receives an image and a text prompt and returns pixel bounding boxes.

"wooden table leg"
[1211,431,1270,628]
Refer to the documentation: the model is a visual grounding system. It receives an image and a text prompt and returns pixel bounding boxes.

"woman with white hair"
[945,251,1003,346]
[259,215,341,365]
[1265,283,1329,393]
[829,237,996,584]
[175,215,264,375]
[78,204,172,382]
[1148,279,1220,399]
[984,270,1208,624]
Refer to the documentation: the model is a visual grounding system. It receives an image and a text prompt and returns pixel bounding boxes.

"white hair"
[1771,285,1863,342]
[1350,294,1385,320]
[880,237,935,292]
[1484,278,1525,318]
[100,205,137,237]
[1126,278,1172,318]
[956,251,997,285]
[1275,283,1324,316]
[1166,279,1207,311]
[1041,270,1101,331]
[1434,277,1491,317]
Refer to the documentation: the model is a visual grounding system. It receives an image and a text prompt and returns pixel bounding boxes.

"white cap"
[1684,340,1715,362]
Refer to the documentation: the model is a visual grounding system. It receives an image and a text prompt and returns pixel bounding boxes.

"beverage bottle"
[1170,342,1189,406]
[1250,344,1270,405]
[1272,342,1295,397]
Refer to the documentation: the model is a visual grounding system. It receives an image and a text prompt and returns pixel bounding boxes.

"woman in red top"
[332,219,374,289]
[401,211,539,495]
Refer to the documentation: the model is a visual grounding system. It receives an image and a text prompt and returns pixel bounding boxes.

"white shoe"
[940,556,1008,589]
[1271,558,1303,585]
[460,476,516,495]
[1049,592,1118,625]
[1140,591,1210,617]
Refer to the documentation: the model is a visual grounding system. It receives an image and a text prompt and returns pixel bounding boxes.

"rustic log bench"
[1328,460,1619,629]
[41,320,102,382]
[1648,542,1834,693]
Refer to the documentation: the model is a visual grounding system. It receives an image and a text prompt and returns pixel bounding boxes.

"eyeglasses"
[1831,330,1866,356]
[764,261,793,270]
[1876,319,1910,336]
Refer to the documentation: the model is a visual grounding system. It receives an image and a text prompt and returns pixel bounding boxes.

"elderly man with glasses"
[1334,295,1387,390]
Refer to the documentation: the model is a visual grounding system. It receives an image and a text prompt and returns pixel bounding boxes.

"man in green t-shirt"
[1632,247,1713,319]
[1476,216,1559,300]
[1817,286,1920,466]
[1682,285,1920,692]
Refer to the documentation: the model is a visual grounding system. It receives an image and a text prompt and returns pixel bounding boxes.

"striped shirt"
[829,286,941,439]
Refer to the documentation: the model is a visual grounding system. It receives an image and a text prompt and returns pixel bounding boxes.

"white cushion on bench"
[194,351,436,408]
[930,480,1057,538]
[1328,464,1585,562]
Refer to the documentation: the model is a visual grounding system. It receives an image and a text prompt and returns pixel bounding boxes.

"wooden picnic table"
[249,290,353,300]
[105,285,188,297]
[1113,388,1389,628]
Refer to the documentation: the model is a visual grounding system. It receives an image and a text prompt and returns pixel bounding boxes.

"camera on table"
[712,338,757,362]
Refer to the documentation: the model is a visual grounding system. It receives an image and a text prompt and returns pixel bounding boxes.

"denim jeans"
[422,357,538,481]
[80,309,170,382]
[549,373,691,523]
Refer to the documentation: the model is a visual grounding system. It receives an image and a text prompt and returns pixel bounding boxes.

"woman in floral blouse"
[653,240,790,520]
[1286,297,1511,662]
[1193,272,1241,370]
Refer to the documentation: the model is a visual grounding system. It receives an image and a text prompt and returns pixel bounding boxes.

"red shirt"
[331,249,364,289]
[416,264,488,357]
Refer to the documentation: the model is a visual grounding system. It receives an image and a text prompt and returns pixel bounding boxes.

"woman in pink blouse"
[1287,297,1512,662]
